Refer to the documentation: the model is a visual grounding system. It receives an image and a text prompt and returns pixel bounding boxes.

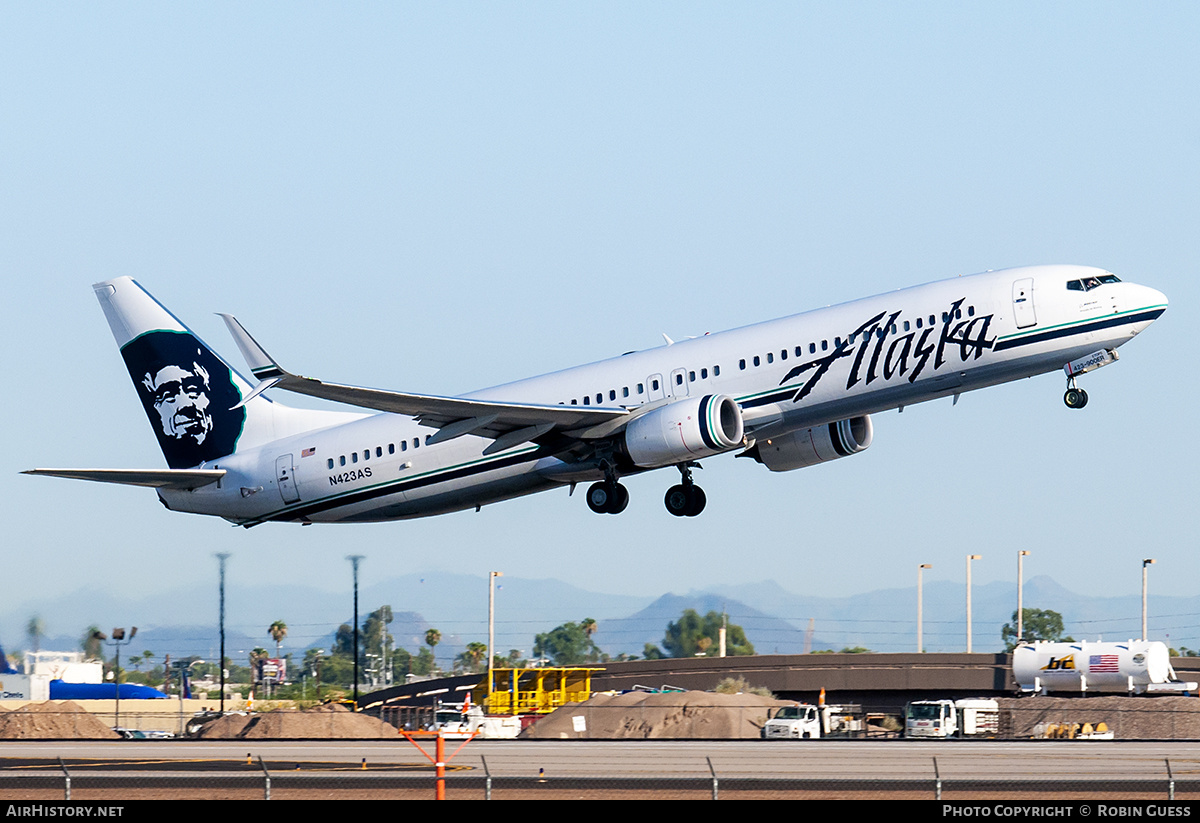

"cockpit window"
[1066,274,1121,292]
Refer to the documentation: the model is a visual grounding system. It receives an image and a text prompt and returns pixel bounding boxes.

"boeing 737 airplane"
[25,265,1166,524]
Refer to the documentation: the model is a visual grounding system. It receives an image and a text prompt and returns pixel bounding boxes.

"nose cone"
[1145,286,1169,311]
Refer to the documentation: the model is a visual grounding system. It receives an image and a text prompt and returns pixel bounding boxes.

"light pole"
[347,555,364,710]
[488,571,502,710]
[966,555,981,653]
[1142,558,1156,641]
[172,658,203,736]
[93,627,137,730]
[215,552,230,714]
[1017,550,1031,643]
[918,564,932,653]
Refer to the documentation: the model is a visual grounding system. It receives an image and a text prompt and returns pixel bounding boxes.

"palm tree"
[26,615,45,653]
[463,642,487,672]
[268,620,288,657]
[81,625,103,661]
[425,629,441,672]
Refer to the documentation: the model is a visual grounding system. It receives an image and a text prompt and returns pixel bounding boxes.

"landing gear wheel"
[608,483,629,514]
[587,481,629,514]
[665,485,691,517]
[587,482,612,514]
[1064,388,1089,409]
[664,484,706,517]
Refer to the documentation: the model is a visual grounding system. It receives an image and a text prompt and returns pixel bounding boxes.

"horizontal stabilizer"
[22,468,226,490]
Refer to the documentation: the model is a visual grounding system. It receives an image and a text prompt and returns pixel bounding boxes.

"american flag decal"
[301,447,316,458]
[1089,654,1119,672]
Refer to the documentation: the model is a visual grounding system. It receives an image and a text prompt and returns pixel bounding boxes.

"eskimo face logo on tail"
[121,331,246,469]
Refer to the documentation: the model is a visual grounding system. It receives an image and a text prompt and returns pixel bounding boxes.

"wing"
[22,468,226,490]
[219,314,635,454]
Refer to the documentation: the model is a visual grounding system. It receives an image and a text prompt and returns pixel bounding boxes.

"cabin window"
[376,447,383,458]
[328,458,334,469]
[388,443,395,455]
[753,355,761,367]
[363,450,370,461]
[570,399,577,405]
[609,390,616,401]
[700,368,708,379]
[583,396,590,405]
[401,441,408,452]
[596,393,602,404]
[351,453,358,464]
[904,320,911,331]
[795,346,803,357]
[929,315,935,326]
[766,353,773,364]
[688,371,695,382]
[425,435,431,444]
[780,349,787,360]
[651,378,660,391]
[713,365,720,376]
[810,343,816,354]
[623,387,630,398]
[821,340,828,351]
[638,383,644,394]
[968,306,975,317]
[413,438,420,448]
[675,373,683,386]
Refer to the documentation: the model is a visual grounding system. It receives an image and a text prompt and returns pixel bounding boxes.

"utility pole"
[488,571,502,708]
[966,554,981,652]
[215,552,230,714]
[1142,558,1156,641]
[918,564,932,653]
[347,555,364,709]
[1017,551,1030,643]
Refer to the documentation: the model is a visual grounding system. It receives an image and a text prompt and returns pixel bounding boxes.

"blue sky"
[3,4,1197,648]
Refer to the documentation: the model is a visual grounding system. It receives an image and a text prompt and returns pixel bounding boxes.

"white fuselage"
[161,265,1166,525]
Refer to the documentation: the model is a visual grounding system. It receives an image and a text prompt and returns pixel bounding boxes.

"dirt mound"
[998,696,1200,739]
[0,701,120,739]
[523,691,787,739]
[195,703,399,739]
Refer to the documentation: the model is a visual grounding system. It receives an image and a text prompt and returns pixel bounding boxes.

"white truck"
[429,703,522,739]
[905,698,999,739]
[762,703,864,740]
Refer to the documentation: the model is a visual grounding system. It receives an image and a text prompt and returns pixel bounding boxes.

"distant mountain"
[3,573,1197,664]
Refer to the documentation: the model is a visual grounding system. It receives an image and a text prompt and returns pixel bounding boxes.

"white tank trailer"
[1013,640,1197,695]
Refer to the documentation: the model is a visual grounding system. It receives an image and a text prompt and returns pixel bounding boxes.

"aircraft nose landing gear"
[1064,387,1089,409]
[664,462,706,517]
[1063,376,1089,409]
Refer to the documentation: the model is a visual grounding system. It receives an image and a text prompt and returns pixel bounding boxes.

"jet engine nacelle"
[623,394,745,469]
[744,415,873,472]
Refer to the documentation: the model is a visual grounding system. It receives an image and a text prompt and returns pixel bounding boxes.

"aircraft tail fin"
[93,278,359,469]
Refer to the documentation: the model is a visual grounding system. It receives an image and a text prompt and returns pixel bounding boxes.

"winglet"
[217,314,287,381]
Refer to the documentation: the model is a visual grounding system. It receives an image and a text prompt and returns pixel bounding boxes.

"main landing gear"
[585,461,708,517]
[664,462,706,518]
[1064,376,1089,409]
[586,459,629,515]
[586,479,629,514]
